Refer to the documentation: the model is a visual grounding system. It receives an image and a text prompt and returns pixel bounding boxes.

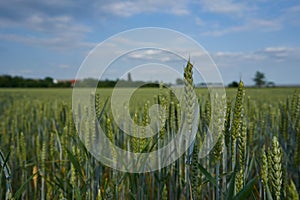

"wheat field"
[0,64,299,199]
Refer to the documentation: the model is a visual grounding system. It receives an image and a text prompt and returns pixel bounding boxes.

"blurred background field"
[0,87,298,103]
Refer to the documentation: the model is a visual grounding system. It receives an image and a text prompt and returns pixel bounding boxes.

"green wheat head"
[269,136,283,200]
[231,80,245,171]
[184,59,196,131]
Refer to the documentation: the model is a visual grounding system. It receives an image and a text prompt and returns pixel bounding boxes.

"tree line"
[0,71,274,88]
[0,75,165,88]
[0,75,72,88]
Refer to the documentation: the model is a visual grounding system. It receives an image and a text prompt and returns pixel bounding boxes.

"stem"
[216,162,220,200]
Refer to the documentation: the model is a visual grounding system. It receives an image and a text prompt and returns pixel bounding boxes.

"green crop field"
[0,74,300,199]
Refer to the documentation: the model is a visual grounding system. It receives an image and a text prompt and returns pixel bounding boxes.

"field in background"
[0,86,300,199]
[0,86,298,101]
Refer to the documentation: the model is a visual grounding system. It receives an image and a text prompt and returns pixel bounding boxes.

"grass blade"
[233,176,258,200]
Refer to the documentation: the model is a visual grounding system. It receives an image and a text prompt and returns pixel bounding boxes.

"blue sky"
[0,0,299,85]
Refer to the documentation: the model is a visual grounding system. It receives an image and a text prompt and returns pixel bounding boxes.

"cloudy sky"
[0,0,299,85]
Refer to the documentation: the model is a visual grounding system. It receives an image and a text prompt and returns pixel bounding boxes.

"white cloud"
[249,19,281,31]
[240,47,297,59]
[99,0,190,17]
[280,5,300,27]
[0,33,95,51]
[21,14,92,40]
[260,47,299,62]
[202,18,281,36]
[194,1,288,36]
[0,2,97,51]
[283,4,300,13]
[101,1,140,17]
[0,0,94,51]
[126,49,182,63]
[212,51,263,68]
[263,47,291,53]
[212,46,300,68]
[199,0,250,16]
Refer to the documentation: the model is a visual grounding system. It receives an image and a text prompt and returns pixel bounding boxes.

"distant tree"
[253,71,266,87]
[176,78,184,85]
[0,75,12,87]
[228,81,239,88]
[197,82,206,87]
[44,77,54,87]
[128,73,132,82]
[266,81,275,88]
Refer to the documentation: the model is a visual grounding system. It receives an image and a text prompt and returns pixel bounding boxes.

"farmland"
[0,83,300,199]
